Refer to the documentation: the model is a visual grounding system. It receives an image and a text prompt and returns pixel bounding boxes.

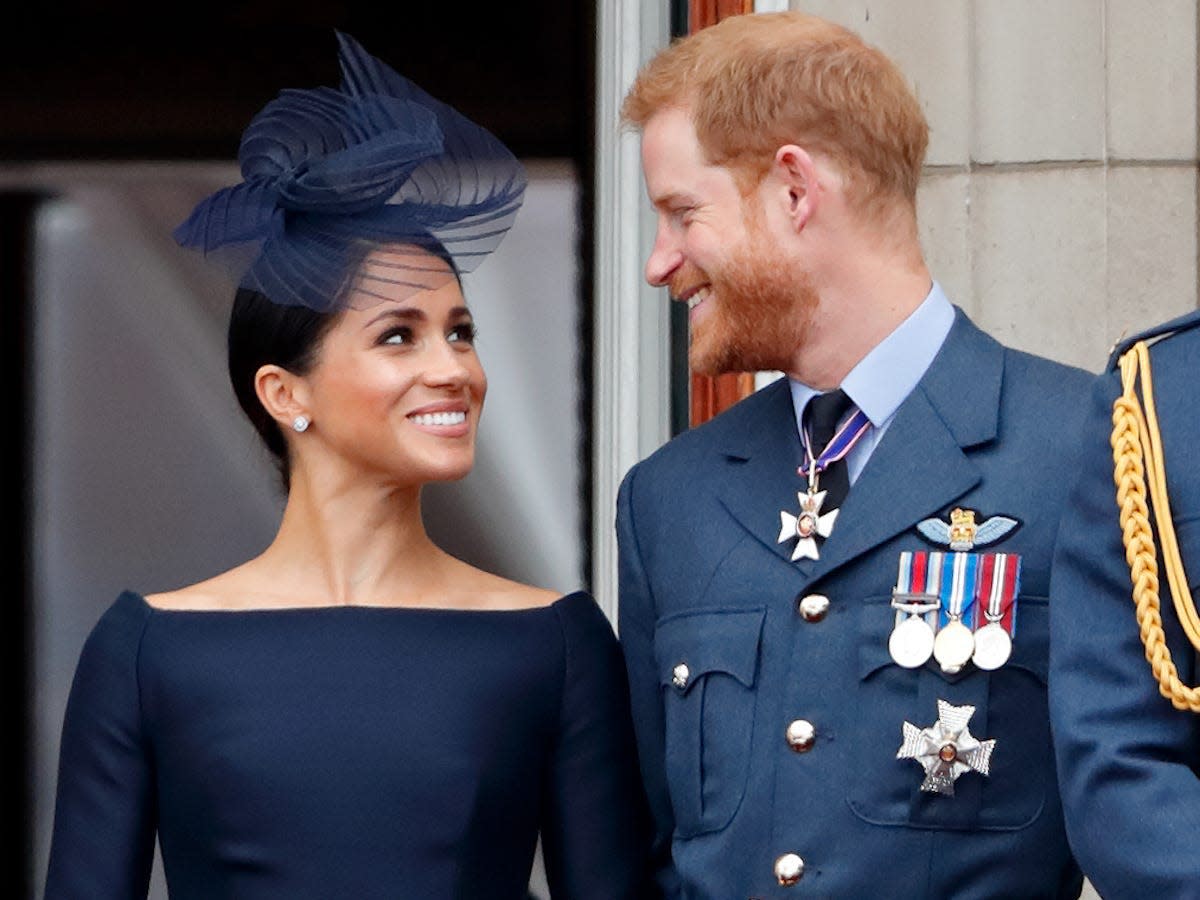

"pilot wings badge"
[916,508,1019,551]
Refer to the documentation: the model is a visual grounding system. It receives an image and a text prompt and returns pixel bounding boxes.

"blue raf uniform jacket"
[617,309,1089,899]
[1049,308,1200,899]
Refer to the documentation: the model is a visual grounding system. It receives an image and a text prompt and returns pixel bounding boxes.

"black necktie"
[803,389,855,511]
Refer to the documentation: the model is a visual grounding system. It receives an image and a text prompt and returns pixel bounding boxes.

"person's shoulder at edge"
[61,592,154,706]
[948,302,1090,378]
[1000,340,1094,392]
[947,307,1093,415]
[1107,307,1200,370]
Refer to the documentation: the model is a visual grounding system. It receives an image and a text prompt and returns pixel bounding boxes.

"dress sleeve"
[615,466,679,896]
[541,592,657,900]
[1049,373,1200,898]
[44,594,157,899]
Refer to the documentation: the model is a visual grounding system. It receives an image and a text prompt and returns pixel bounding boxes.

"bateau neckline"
[125,589,591,616]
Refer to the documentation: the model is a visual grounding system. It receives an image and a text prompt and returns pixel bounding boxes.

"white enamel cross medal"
[778,488,839,561]
[777,400,870,563]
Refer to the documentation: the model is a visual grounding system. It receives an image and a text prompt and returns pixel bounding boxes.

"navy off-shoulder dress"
[45,590,651,899]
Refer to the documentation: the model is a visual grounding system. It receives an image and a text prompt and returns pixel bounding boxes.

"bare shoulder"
[457,564,564,610]
[143,565,264,611]
[144,587,219,611]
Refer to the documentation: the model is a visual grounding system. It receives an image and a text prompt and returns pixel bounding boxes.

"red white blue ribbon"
[970,552,1021,635]
[895,550,944,632]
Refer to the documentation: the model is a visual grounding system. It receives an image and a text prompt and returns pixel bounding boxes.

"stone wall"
[794,0,1199,372]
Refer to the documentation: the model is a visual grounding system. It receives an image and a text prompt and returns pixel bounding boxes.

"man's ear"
[772,144,822,233]
[255,364,311,430]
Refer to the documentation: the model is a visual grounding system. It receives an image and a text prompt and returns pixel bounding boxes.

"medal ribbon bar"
[939,552,978,628]
[890,551,942,668]
[931,552,980,672]
[894,550,945,632]
[970,552,1021,635]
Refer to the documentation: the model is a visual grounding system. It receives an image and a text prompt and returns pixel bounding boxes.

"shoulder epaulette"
[1106,308,1200,371]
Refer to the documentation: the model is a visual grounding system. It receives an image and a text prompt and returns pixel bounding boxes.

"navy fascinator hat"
[174,32,527,313]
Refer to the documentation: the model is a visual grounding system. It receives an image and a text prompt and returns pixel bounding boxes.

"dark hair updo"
[227,288,338,490]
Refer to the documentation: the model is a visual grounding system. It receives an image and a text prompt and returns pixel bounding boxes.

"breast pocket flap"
[655,607,766,693]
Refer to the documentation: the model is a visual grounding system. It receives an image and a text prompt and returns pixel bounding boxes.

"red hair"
[622,12,929,210]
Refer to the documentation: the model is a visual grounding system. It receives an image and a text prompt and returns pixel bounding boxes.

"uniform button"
[785,719,816,752]
[671,663,690,690]
[797,593,830,622]
[774,852,805,886]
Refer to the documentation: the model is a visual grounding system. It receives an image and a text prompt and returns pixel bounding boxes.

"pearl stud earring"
[292,415,310,433]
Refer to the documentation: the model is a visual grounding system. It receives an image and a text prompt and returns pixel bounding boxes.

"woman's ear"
[772,144,822,233]
[255,364,311,433]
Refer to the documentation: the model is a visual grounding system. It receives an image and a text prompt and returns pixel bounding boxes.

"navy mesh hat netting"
[174,31,527,312]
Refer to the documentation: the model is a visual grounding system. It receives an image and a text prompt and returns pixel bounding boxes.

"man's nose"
[644,224,683,288]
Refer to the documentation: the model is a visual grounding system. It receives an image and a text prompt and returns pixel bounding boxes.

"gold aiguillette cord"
[1112,341,1200,711]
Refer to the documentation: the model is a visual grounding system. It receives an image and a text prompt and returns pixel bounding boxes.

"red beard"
[683,232,816,376]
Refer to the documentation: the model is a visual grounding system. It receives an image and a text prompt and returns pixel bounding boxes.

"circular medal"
[933,619,975,672]
[971,622,1012,671]
[888,615,935,668]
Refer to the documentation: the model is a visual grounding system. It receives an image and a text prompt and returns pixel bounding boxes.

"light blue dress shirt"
[788,281,955,484]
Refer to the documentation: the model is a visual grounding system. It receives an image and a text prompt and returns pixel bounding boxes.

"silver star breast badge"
[778,490,838,561]
[897,699,996,796]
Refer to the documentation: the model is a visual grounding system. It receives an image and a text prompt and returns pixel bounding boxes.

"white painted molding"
[754,0,791,12]
[592,0,672,624]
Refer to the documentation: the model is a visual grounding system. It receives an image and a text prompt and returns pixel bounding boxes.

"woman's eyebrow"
[364,307,425,328]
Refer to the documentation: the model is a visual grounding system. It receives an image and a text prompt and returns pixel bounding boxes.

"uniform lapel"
[708,311,1004,575]
[713,379,809,564]
[811,311,1003,580]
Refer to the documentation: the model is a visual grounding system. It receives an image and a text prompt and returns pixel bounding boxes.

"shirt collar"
[789,281,955,429]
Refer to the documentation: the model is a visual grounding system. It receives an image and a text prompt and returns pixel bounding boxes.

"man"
[1049,309,1200,899]
[615,12,1088,898]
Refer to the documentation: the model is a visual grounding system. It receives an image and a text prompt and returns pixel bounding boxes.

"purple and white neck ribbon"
[799,405,872,486]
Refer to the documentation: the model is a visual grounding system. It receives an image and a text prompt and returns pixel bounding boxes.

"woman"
[45,33,651,899]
